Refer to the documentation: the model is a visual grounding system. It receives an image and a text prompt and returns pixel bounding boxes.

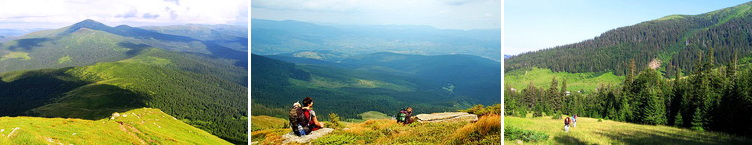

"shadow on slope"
[0,67,150,120]
[554,135,594,145]
[5,38,51,51]
[594,127,752,145]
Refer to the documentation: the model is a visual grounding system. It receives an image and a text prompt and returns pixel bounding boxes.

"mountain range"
[0,20,247,144]
[251,19,501,61]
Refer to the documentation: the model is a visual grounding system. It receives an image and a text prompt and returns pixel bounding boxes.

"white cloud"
[0,0,247,29]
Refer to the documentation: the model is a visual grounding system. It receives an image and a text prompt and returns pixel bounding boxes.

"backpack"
[396,109,407,123]
[289,106,312,136]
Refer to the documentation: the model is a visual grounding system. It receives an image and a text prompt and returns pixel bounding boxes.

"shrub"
[460,104,486,115]
[551,111,562,119]
[598,118,603,122]
[515,109,527,117]
[328,113,344,129]
[504,126,548,142]
[485,104,501,115]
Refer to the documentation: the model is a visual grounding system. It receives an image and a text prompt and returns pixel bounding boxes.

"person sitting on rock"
[302,97,324,131]
[404,107,415,124]
[397,107,416,125]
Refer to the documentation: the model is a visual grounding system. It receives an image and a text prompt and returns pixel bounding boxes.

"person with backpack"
[572,114,577,127]
[396,107,414,125]
[288,97,325,136]
[564,117,571,133]
[302,97,324,131]
[289,102,306,136]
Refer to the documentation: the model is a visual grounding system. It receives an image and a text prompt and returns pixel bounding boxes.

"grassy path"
[505,115,752,145]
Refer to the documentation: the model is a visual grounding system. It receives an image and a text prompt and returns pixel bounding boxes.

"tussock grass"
[505,115,752,145]
[447,114,501,145]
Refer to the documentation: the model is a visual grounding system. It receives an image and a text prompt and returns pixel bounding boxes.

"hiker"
[564,117,571,132]
[573,114,577,127]
[397,107,414,125]
[288,97,325,136]
[302,97,325,131]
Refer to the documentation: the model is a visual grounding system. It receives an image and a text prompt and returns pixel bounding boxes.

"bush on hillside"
[551,111,562,119]
[515,109,527,118]
[460,104,501,116]
[328,113,344,129]
[460,104,486,115]
[504,126,549,142]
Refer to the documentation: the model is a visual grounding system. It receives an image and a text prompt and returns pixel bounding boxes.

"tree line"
[506,49,752,136]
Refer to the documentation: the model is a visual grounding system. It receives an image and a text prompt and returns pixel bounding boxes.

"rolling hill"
[251,52,500,120]
[0,20,248,144]
[251,19,501,61]
[142,24,248,52]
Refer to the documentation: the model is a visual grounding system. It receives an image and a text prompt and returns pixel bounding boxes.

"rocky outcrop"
[415,112,478,123]
[281,128,334,144]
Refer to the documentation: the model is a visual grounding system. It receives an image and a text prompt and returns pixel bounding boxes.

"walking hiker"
[573,114,577,127]
[564,117,571,132]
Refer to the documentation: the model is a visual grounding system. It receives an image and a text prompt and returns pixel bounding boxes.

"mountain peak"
[64,19,111,34]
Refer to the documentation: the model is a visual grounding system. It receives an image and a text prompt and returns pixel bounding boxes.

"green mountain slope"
[0,108,231,145]
[0,48,247,144]
[505,67,623,94]
[505,2,752,76]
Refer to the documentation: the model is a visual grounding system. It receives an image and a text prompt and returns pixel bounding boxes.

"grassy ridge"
[0,108,230,144]
[505,115,752,145]
[504,67,623,93]
[0,48,248,144]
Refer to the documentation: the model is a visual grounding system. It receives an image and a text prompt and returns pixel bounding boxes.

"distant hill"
[251,53,499,119]
[505,2,752,76]
[142,24,248,52]
[0,19,246,73]
[251,19,501,61]
[0,108,231,144]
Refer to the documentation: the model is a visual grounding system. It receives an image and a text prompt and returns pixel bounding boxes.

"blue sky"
[0,0,248,29]
[252,0,501,30]
[505,0,750,55]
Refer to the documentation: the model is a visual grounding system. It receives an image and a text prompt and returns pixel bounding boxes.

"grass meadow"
[505,114,752,145]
